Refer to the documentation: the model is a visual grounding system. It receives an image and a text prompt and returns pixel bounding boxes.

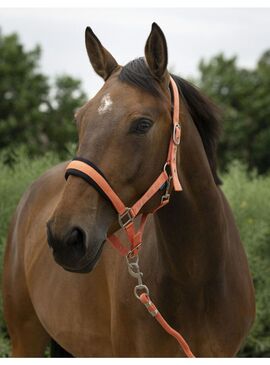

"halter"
[65,76,182,258]
[64,76,195,357]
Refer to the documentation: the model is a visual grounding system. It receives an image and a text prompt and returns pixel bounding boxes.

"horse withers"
[3,23,255,357]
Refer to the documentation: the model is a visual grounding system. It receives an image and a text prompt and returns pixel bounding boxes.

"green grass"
[0,154,269,357]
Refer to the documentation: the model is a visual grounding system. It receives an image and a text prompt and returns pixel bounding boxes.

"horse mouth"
[56,240,106,274]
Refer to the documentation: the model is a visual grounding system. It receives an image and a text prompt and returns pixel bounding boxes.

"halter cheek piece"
[65,76,182,258]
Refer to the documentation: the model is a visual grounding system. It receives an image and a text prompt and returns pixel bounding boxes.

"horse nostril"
[46,221,89,268]
[66,227,84,247]
[65,227,87,257]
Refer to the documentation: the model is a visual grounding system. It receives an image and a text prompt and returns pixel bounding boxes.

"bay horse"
[2,23,255,357]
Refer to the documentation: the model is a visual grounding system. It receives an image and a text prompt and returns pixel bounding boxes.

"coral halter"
[64,76,196,358]
[65,76,182,257]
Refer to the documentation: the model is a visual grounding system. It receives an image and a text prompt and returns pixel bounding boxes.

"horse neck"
[154,105,226,285]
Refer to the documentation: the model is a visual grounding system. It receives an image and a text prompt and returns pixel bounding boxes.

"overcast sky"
[1,8,269,96]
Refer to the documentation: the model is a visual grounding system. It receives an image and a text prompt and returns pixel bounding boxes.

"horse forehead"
[78,80,168,122]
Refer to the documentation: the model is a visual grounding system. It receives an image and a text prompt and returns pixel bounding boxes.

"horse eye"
[130,119,153,134]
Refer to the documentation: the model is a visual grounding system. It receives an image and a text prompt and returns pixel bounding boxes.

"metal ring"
[126,243,142,260]
[126,254,139,266]
[134,284,149,299]
[163,162,169,174]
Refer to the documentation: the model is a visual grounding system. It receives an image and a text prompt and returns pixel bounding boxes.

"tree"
[35,75,86,159]
[197,51,270,174]
[0,30,86,164]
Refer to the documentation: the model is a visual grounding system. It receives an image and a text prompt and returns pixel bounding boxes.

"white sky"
[0,8,270,96]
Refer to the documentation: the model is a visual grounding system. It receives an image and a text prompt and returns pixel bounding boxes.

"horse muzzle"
[46,220,106,273]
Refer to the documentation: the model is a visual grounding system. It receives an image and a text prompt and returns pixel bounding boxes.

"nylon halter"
[65,76,182,257]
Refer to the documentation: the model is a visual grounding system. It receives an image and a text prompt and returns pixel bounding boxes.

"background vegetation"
[0,31,86,165]
[197,51,270,175]
[0,150,60,357]
[0,30,269,357]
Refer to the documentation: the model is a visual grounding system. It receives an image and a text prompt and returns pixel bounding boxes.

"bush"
[0,155,269,357]
[0,148,61,357]
[0,31,86,164]
[222,161,270,357]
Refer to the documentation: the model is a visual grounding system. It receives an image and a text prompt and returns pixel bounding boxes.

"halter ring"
[134,284,149,300]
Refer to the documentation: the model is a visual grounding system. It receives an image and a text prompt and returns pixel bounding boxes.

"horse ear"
[85,27,118,81]
[144,23,168,80]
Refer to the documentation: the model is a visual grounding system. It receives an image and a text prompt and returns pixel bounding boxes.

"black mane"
[119,57,222,185]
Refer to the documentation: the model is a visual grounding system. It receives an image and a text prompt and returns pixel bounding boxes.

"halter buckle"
[173,123,181,145]
[161,193,170,204]
[118,208,134,228]
[161,176,173,204]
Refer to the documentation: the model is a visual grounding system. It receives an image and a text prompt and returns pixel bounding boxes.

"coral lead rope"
[126,255,195,358]
[140,293,195,358]
[65,76,195,357]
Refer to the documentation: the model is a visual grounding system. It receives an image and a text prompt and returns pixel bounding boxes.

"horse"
[2,23,255,357]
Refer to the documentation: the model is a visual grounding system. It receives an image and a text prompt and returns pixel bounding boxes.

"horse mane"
[119,57,222,185]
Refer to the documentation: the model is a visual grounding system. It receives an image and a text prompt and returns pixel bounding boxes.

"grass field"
[0,153,269,357]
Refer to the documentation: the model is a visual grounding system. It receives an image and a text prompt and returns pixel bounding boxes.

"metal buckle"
[161,175,173,204]
[118,208,134,228]
[161,193,170,204]
[173,123,181,145]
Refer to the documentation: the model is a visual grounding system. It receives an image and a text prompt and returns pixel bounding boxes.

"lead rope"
[126,256,195,358]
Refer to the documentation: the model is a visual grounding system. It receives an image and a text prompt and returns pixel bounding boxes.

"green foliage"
[0,330,10,358]
[0,32,48,151]
[42,75,85,159]
[0,30,86,164]
[0,148,61,357]
[222,162,270,357]
[197,52,270,175]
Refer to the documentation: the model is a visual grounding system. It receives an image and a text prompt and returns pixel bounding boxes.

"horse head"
[47,23,176,273]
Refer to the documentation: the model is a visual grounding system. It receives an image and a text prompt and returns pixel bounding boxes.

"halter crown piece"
[65,76,182,257]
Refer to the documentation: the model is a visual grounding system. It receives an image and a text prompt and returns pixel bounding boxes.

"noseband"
[65,76,182,257]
